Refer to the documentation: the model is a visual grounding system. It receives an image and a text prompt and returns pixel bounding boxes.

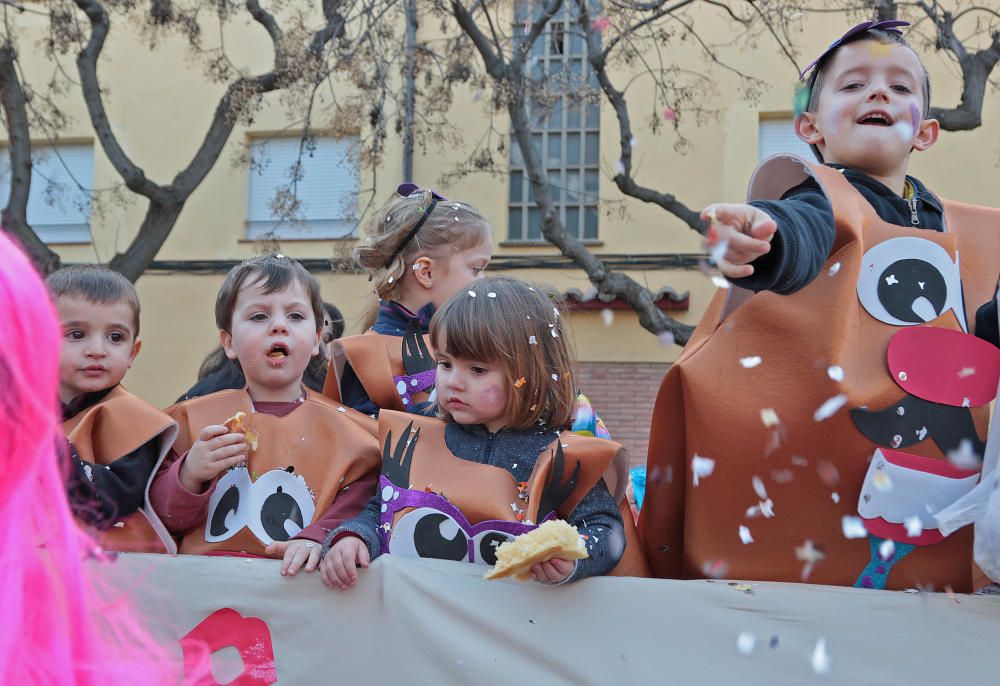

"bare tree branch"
[0,41,61,274]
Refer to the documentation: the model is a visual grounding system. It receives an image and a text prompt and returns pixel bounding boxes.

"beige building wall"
[6,7,999,410]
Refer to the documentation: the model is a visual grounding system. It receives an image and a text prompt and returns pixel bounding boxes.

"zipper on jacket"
[908,195,920,226]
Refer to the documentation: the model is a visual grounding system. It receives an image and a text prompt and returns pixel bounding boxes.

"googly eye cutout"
[856,237,968,332]
[205,466,253,543]
[389,507,470,562]
[247,468,316,544]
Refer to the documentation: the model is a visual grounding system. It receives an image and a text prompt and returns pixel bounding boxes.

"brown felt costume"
[168,389,380,556]
[63,386,178,554]
[639,156,1000,591]
[322,332,433,411]
[380,411,650,577]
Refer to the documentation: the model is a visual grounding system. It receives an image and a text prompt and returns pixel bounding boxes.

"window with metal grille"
[508,4,600,243]
[0,143,94,244]
[247,136,359,240]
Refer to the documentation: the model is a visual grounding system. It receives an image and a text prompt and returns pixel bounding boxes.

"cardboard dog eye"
[246,468,316,545]
[473,530,516,567]
[204,466,253,543]
[857,237,967,331]
[389,507,469,561]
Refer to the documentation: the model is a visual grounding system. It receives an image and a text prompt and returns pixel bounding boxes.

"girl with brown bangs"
[319,276,649,588]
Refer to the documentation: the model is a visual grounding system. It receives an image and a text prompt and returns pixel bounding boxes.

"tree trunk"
[0,43,61,275]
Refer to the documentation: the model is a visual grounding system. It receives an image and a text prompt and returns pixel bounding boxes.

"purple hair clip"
[396,183,447,201]
[798,20,910,80]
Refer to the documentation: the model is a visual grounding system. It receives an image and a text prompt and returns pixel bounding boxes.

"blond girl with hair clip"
[322,183,493,416]
[319,276,649,589]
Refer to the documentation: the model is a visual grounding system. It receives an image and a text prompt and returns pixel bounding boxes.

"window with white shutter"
[247,136,359,239]
[0,144,94,244]
[758,118,816,162]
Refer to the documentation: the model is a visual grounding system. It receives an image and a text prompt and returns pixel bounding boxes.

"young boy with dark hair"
[641,21,1000,592]
[49,265,178,553]
[150,253,380,577]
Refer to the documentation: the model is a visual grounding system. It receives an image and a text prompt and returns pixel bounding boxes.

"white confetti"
[904,515,923,537]
[614,159,625,175]
[468,290,477,297]
[827,365,844,382]
[487,292,497,298]
[915,426,928,441]
[551,373,559,381]
[828,262,841,276]
[814,394,848,421]
[529,335,537,345]
[709,238,730,267]
[752,475,768,500]
[841,516,867,539]
[711,275,731,289]
[337,407,347,414]
[760,408,780,428]
[957,367,975,378]
[551,328,560,338]
[692,454,716,486]
[831,492,840,503]
[947,439,980,468]
[601,308,614,327]
[740,356,763,369]
[629,135,637,148]
[657,331,676,347]
[878,539,896,561]
[811,638,832,675]
[737,632,756,655]
[739,525,754,544]
[758,498,775,518]
[553,307,560,318]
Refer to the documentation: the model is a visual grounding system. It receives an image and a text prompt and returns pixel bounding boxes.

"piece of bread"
[223,411,259,452]
[484,519,588,581]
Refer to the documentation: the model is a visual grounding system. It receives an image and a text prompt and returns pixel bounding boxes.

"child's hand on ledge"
[268,538,321,577]
[320,535,370,590]
[701,203,777,279]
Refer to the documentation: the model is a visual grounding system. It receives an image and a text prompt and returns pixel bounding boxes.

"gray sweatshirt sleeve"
[564,477,625,583]
[322,493,383,560]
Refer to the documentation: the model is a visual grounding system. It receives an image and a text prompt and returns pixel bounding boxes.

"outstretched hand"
[702,203,777,279]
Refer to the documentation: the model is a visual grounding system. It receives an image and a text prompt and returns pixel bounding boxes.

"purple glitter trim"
[393,369,437,406]
[378,475,548,562]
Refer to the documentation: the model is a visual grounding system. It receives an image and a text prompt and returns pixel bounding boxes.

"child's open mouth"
[858,111,893,126]
[267,343,289,359]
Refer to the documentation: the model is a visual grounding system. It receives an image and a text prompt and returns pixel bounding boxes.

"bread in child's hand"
[484,519,588,581]
[223,411,259,452]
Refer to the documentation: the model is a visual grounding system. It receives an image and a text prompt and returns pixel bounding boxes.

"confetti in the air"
[692,454,716,486]
[614,159,626,175]
[487,292,497,298]
[947,439,981,469]
[904,515,923,537]
[957,367,975,378]
[795,540,825,581]
[817,461,840,486]
[751,475,768,500]
[529,335,538,345]
[841,516,867,539]
[814,394,848,421]
[760,408,780,428]
[827,365,844,382]
[657,331,676,347]
[468,290,476,297]
[828,262,841,276]
[811,638,832,675]
[737,632,756,655]
[878,539,896,561]
[711,275,731,289]
[701,559,729,579]
[740,356,763,368]
[601,309,614,326]
[831,492,840,503]
[739,525,754,544]
[709,238,730,267]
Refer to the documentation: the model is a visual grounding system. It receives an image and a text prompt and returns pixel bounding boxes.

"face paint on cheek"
[480,385,505,406]
[891,118,915,143]
[910,103,921,132]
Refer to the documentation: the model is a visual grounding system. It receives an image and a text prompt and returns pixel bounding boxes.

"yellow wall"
[7,7,1000,407]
